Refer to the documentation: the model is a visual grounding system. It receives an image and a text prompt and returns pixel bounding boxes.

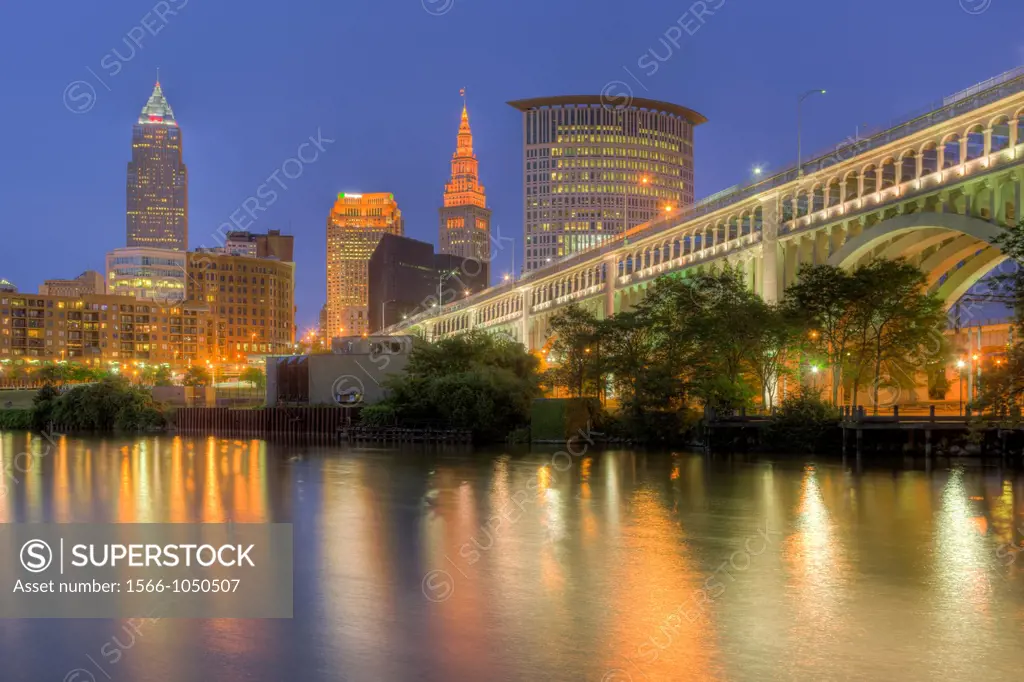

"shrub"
[763,392,840,453]
[0,409,32,431]
[46,377,168,432]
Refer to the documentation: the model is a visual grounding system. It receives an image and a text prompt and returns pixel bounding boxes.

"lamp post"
[956,359,966,415]
[380,299,397,333]
[797,89,827,176]
[972,353,980,403]
[437,269,459,308]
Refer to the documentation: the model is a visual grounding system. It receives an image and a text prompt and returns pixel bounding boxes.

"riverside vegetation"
[374,222,1024,446]
[0,376,167,432]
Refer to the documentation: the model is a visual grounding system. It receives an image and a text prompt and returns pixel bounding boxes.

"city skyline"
[2,0,1020,332]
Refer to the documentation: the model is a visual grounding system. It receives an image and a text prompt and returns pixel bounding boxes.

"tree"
[139,364,173,387]
[852,260,947,413]
[544,304,603,398]
[34,364,70,387]
[362,332,542,441]
[975,343,1024,417]
[45,377,166,431]
[744,303,803,411]
[784,265,865,406]
[240,367,266,390]
[68,364,99,383]
[153,365,173,387]
[974,220,1024,415]
[993,219,1024,314]
[676,269,772,409]
[601,310,662,415]
[183,366,212,387]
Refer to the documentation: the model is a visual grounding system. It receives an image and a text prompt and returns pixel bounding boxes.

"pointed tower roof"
[443,100,486,209]
[139,80,176,125]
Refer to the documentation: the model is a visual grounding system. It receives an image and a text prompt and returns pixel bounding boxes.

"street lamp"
[438,268,460,309]
[380,299,397,332]
[956,359,966,415]
[797,89,827,176]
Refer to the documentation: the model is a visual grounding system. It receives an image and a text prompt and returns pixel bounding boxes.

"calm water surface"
[1,431,1023,681]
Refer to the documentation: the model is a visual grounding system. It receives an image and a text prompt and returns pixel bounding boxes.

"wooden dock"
[339,426,473,444]
[705,405,1023,458]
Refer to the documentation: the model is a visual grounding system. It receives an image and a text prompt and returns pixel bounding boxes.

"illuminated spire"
[444,101,485,208]
[139,79,176,125]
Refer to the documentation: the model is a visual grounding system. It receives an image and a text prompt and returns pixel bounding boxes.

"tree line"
[544,257,950,420]
[0,363,266,390]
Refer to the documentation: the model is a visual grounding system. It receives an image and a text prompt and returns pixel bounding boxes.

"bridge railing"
[387,66,1024,333]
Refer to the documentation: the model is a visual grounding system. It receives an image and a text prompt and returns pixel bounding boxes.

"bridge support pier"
[604,255,617,318]
[759,195,781,302]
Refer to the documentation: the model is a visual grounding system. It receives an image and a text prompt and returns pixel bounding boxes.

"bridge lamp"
[753,166,763,177]
[797,88,827,175]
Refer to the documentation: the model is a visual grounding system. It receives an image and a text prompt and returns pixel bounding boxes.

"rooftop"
[507,95,707,125]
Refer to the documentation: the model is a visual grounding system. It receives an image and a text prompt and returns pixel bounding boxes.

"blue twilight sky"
[1,0,1022,330]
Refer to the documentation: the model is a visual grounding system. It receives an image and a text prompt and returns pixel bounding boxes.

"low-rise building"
[185,250,296,360]
[0,291,209,364]
[39,270,106,297]
[106,247,187,303]
[266,335,412,405]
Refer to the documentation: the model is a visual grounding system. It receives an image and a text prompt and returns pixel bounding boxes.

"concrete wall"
[266,336,413,406]
[307,352,409,405]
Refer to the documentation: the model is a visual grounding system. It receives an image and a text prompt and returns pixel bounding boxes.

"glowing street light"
[797,88,827,175]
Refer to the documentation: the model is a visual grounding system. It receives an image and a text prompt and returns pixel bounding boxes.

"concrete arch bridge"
[388,68,1024,352]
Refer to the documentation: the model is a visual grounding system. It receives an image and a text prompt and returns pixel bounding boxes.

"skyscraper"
[438,102,491,282]
[126,80,188,251]
[508,96,705,272]
[326,193,403,337]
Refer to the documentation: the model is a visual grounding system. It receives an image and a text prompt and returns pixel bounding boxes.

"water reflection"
[0,434,1023,680]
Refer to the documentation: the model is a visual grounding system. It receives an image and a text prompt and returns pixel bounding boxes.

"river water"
[1,431,1023,681]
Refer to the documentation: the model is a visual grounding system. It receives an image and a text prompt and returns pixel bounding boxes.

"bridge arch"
[826,213,1008,309]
